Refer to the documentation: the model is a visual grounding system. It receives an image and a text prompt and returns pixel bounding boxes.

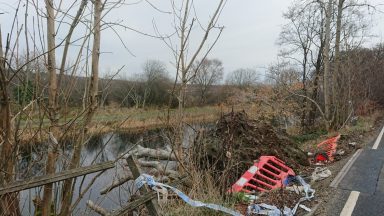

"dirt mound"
[193,111,309,193]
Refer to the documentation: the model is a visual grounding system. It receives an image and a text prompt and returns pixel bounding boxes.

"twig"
[86,200,110,216]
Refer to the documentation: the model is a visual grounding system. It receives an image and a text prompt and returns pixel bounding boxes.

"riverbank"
[17,105,228,145]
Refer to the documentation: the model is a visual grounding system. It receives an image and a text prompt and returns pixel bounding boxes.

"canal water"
[17,128,185,215]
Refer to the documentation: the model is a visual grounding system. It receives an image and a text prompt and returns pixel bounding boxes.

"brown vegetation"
[1,0,384,215]
[193,111,309,194]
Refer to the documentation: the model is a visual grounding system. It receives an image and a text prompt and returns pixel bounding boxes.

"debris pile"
[228,133,339,215]
[225,129,349,215]
[256,188,303,211]
[194,111,309,192]
[230,155,318,215]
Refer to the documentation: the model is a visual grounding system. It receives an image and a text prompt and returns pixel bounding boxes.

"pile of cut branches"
[193,111,309,193]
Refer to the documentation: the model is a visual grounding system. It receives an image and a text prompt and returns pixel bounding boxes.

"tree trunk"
[60,0,101,214]
[58,0,88,100]
[308,47,323,126]
[333,0,345,127]
[0,28,21,216]
[323,0,333,130]
[177,75,187,159]
[300,49,308,131]
[42,0,59,215]
[308,22,325,128]
[176,0,189,161]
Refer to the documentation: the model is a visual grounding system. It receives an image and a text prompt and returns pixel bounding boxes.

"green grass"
[291,129,327,144]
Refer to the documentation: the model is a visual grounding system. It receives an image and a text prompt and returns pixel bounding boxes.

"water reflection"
[17,125,205,215]
[18,128,172,215]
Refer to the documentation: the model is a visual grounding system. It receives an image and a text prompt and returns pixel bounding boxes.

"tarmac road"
[325,126,384,216]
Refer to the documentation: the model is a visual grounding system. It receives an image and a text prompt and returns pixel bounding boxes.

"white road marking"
[372,126,384,150]
[336,126,384,214]
[340,191,360,216]
[330,149,362,188]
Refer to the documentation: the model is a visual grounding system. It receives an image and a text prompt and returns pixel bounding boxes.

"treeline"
[11,41,384,125]
[266,0,384,131]
[342,45,384,106]
[12,59,259,109]
[265,43,384,131]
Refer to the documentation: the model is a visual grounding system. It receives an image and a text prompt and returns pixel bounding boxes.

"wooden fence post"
[126,155,160,216]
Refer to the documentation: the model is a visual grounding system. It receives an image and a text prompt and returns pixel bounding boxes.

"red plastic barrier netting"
[317,134,340,161]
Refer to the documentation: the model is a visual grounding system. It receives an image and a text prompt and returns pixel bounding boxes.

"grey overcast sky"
[0,0,383,78]
[103,0,309,76]
[96,0,297,76]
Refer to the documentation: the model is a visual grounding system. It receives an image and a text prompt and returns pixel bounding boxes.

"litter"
[246,176,314,216]
[294,176,315,199]
[282,175,296,186]
[285,185,304,195]
[314,152,328,163]
[247,203,292,216]
[231,156,295,193]
[336,149,345,156]
[311,167,332,182]
[246,197,311,216]
[152,184,168,204]
[244,194,258,202]
[314,134,340,163]
[298,204,311,212]
[135,174,242,216]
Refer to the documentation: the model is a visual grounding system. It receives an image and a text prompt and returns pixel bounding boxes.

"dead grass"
[296,110,383,152]
[17,104,253,144]
[162,170,237,216]
[16,106,218,143]
[340,110,382,134]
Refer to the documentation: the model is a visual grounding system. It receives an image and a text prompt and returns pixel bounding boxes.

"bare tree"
[100,67,123,108]
[278,1,324,130]
[156,0,225,160]
[267,61,301,86]
[126,60,171,108]
[0,27,21,216]
[278,0,375,130]
[191,58,224,104]
[141,59,170,107]
[142,60,169,83]
[60,0,102,214]
[41,0,60,214]
[226,68,258,88]
[127,82,144,109]
[332,0,374,126]
[0,0,129,215]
